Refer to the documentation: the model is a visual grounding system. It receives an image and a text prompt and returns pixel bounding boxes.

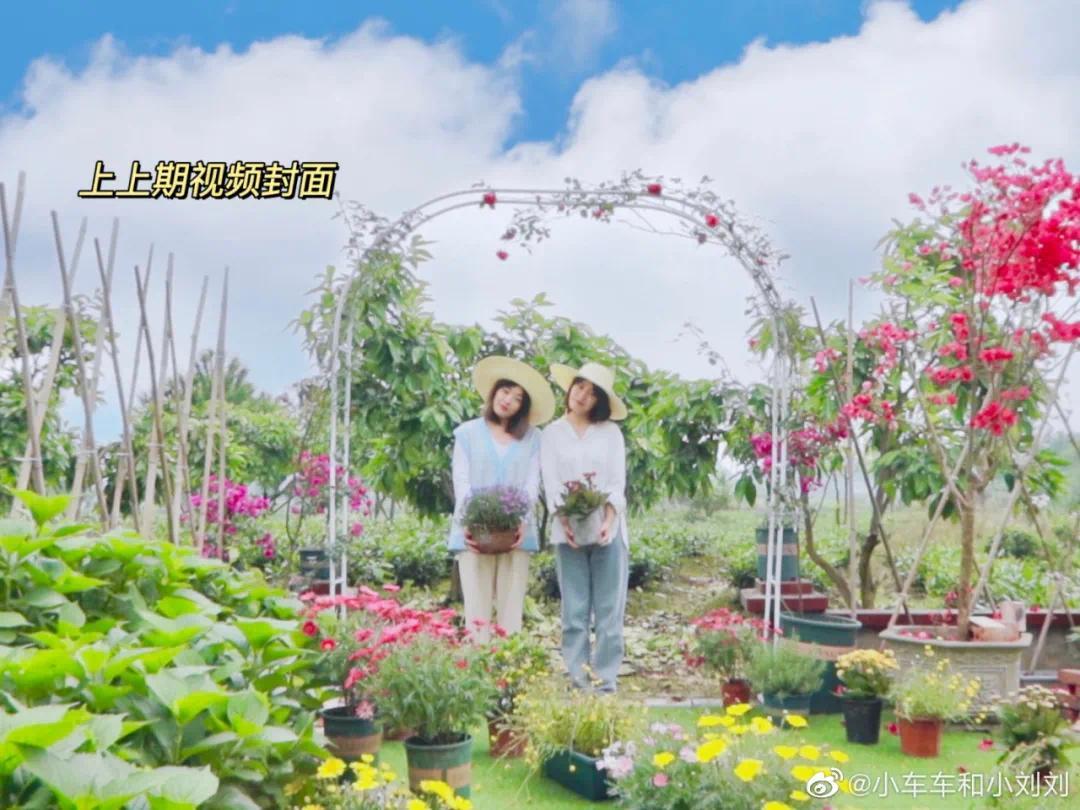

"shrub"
[0,490,327,810]
[995,685,1074,774]
[628,540,678,589]
[890,653,981,722]
[992,528,1040,559]
[360,515,450,587]
[530,551,561,600]
[746,642,825,699]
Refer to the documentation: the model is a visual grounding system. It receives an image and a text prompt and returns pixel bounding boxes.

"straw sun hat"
[550,361,628,421]
[472,356,556,426]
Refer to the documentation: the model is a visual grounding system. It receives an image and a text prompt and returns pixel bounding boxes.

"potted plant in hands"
[890,651,981,758]
[369,632,496,798]
[691,609,764,706]
[835,649,898,744]
[462,485,531,554]
[747,641,825,720]
[509,678,642,801]
[481,628,551,758]
[311,610,386,759]
[554,472,609,547]
[995,685,1076,785]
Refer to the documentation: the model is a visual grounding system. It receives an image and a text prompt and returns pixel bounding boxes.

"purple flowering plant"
[462,485,531,533]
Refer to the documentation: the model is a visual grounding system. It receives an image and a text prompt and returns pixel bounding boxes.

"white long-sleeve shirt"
[540,416,629,547]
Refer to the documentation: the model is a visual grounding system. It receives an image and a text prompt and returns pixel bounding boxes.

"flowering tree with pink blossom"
[287,449,374,543]
[841,145,1080,638]
[186,474,272,563]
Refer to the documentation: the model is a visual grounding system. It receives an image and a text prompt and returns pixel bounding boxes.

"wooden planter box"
[880,626,1032,707]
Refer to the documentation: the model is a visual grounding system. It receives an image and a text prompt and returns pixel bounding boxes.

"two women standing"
[448,357,629,693]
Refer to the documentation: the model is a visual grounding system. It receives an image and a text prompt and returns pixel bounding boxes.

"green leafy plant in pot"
[462,485,530,554]
[835,648,898,745]
[369,632,497,797]
[507,678,643,801]
[310,606,387,760]
[690,609,765,707]
[554,472,610,547]
[889,652,981,758]
[747,640,825,721]
[480,628,551,758]
[994,685,1075,785]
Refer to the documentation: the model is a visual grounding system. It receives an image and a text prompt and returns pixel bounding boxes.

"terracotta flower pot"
[722,678,752,707]
[469,527,518,554]
[487,717,527,758]
[898,717,942,757]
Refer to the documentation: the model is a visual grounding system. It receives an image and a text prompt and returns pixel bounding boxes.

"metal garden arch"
[321,173,798,635]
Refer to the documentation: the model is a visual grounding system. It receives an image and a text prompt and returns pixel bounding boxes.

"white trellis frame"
[321,175,799,635]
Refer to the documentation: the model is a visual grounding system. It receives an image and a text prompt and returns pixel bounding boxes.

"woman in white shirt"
[540,362,629,692]
[449,356,555,643]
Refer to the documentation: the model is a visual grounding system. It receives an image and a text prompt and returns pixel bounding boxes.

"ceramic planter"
[320,706,382,759]
[880,626,1032,708]
[840,697,883,744]
[567,509,605,547]
[542,749,613,801]
[898,717,942,758]
[404,734,473,797]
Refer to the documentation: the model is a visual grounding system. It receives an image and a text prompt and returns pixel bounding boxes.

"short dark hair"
[484,378,532,439]
[565,376,611,423]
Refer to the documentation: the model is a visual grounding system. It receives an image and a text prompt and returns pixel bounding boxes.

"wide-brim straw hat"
[550,361,628,421]
[473,356,556,426]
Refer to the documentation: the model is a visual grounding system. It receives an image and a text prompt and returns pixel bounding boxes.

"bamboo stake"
[95,233,141,533]
[18,217,85,493]
[140,257,175,532]
[1,173,47,495]
[51,211,109,521]
[214,270,229,556]
[133,266,176,543]
[846,280,858,614]
[170,275,208,545]
[195,272,228,554]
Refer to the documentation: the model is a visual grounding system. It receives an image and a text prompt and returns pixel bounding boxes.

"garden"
[1,144,1079,809]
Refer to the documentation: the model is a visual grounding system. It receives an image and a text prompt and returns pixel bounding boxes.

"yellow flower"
[923,645,935,656]
[791,764,821,782]
[698,714,732,727]
[696,738,728,763]
[797,745,819,760]
[407,800,429,810]
[782,714,808,728]
[838,778,853,794]
[729,723,750,735]
[653,751,676,768]
[751,716,774,735]
[828,750,849,764]
[733,758,764,782]
[316,758,346,780]
[448,797,473,810]
[764,803,795,810]
[361,754,375,763]
[790,789,810,801]
[726,703,752,717]
[301,805,324,810]
[772,745,798,760]
[420,780,455,803]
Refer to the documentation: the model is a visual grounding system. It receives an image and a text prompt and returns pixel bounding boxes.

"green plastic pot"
[780,611,861,714]
[404,734,473,797]
[299,547,330,580]
[762,691,813,720]
[543,749,613,801]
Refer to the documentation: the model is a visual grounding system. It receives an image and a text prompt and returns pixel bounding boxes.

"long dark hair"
[565,376,612,423]
[484,378,532,439]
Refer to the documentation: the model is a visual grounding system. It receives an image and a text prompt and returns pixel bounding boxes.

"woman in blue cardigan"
[449,356,555,642]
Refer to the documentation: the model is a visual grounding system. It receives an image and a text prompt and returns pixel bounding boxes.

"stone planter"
[880,626,1032,707]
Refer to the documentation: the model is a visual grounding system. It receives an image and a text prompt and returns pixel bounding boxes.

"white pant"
[457,550,530,642]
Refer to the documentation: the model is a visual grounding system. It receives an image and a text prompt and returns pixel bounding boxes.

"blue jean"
[554,538,628,692]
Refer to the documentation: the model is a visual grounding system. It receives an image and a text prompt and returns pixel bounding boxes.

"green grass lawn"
[369,707,1075,810]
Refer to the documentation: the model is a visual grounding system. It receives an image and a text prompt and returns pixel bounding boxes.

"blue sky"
[3,0,962,146]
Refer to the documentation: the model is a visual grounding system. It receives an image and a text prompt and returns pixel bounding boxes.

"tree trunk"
[957,500,975,639]
[858,531,880,608]
[800,490,852,607]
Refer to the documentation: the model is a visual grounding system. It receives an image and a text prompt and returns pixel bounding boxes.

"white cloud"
[549,0,617,70]
[2,0,1080,442]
